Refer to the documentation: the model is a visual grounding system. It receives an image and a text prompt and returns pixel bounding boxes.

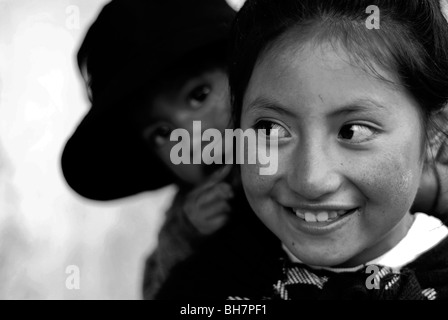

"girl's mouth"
[290,208,359,223]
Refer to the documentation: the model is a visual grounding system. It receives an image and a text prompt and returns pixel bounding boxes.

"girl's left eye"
[188,85,211,109]
[254,120,290,139]
[338,124,377,143]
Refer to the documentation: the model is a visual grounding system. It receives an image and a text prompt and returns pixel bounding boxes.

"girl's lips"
[284,206,360,235]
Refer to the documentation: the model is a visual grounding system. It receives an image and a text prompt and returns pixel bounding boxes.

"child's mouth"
[290,208,359,223]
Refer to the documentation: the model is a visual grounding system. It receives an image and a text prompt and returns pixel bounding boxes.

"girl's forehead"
[253,41,358,91]
[261,34,363,76]
[249,38,403,104]
[257,25,406,91]
[261,41,347,77]
[243,39,423,126]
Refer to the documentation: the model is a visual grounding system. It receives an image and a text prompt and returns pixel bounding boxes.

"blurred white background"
[0,0,245,300]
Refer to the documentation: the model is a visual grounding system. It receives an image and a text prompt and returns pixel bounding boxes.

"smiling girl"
[156,0,448,300]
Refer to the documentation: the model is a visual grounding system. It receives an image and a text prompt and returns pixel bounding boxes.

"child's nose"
[287,141,343,201]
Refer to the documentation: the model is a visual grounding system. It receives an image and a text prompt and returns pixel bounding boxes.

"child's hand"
[182,166,234,236]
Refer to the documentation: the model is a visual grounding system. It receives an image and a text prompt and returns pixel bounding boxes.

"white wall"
[0,0,177,300]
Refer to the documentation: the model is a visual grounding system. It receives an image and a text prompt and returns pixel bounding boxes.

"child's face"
[143,68,230,186]
[240,38,425,267]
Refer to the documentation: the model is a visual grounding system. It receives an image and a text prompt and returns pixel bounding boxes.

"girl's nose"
[287,141,343,201]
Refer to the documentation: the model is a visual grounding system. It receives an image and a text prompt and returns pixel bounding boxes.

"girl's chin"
[298,257,349,268]
[287,247,356,268]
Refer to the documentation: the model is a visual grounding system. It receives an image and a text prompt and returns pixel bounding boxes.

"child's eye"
[151,125,173,148]
[188,85,211,109]
[254,120,290,139]
[338,124,377,143]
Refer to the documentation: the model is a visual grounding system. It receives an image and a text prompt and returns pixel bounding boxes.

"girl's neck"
[337,211,416,268]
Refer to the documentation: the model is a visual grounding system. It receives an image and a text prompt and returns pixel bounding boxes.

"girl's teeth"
[316,211,329,222]
[295,210,305,219]
[293,209,344,222]
[304,212,317,222]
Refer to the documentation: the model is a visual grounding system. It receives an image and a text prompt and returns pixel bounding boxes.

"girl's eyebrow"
[245,97,297,118]
[246,97,389,118]
[328,99,389,118]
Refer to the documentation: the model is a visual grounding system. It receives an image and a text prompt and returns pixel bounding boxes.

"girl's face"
[240,38,425,268]
[143,68,230,186]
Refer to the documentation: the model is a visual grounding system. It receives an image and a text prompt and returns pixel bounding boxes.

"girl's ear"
[433,162,448,223]
[413,106,448,214]
[416,106,448,216]
[413,165,439,214]
[435,107,448,163]
[424,108,448,166]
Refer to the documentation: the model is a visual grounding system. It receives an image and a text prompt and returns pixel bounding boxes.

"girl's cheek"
[354,151,422,210]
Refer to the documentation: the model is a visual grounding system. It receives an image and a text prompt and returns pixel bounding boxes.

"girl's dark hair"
[229,0,448,128]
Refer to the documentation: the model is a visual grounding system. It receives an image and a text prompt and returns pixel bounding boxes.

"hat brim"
[61,103,175,201]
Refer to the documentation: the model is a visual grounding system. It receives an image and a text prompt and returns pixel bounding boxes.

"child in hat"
[61,0,237,299]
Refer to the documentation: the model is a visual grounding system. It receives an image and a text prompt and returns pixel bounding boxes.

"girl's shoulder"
[406,213,448,268]
[405,223,448,299]
[406,232,448,270]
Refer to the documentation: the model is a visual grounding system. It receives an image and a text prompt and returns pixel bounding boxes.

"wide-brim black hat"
[61,0,236,201]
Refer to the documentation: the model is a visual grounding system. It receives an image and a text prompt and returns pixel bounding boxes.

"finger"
[205,213,230,229]
[188,169,231,197]
[187,166,234,199]
[206,164,233,185]
[184,180,234,220]
[210,182,234,199]
[204,202,232,221]
[196,183,234,207]
[189,200,232,222]
[184,184,228,219]
[193,206,231,235]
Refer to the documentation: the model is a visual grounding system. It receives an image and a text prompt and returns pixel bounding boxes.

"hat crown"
[78,0,235,103]
[97,0,235,40]
[62,0,236,200]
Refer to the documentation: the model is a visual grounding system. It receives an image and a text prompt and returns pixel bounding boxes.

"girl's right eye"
[253,120,290,139]
[151,125,173,148]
